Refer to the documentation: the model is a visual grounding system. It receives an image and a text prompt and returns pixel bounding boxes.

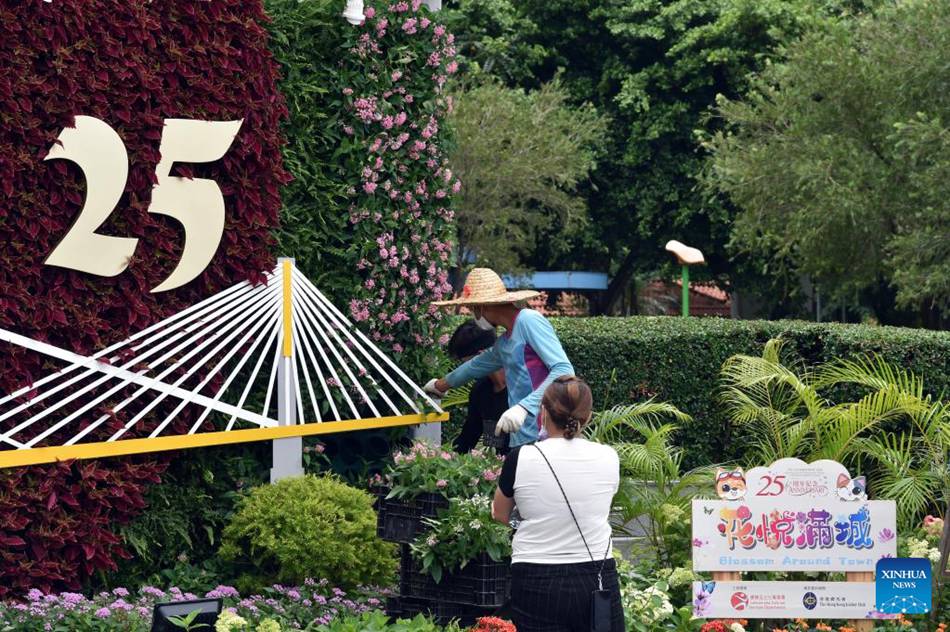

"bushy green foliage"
[410,495,511,582]
[585,402,705,570]
[550,316,950,468]
[219,475,396,591]
[103,447,269,591]
[448,78,606,273]
[316,611,461,632]
[722,339,950,526]
[444,0,869,313]
[705,0,950,316]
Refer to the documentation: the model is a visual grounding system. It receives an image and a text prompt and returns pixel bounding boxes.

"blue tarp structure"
[502,271,608,291]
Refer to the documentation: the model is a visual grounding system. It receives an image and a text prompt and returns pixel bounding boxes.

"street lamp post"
[664,240,705,317]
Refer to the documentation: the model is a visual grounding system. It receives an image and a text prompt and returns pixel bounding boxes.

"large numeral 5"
[43,116,243,292]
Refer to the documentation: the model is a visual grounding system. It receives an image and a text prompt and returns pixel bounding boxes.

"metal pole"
[681,265,689,317]
[271,257,304,483]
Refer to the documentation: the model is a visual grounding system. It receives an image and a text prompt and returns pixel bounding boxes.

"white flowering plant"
[409,495,511,583]
[617,557,701,632]
[898,514,948,625]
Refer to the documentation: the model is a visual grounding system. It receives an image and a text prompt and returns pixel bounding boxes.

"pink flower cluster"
[339,1,459,360]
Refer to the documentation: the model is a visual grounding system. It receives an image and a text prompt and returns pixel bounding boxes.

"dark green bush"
[550,317,950,468]
[219,475,396,591]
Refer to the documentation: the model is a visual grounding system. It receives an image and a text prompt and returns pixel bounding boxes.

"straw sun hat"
[432,268,540,307]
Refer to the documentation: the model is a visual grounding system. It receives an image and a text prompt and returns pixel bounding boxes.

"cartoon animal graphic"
[716,467,747,500]
[836,473,867,501]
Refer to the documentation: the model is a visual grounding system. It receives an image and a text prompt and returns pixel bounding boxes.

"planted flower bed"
[0,580,381,631]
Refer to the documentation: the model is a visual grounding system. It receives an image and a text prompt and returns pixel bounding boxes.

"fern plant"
[585,401,711,569]
[721,338,950,527]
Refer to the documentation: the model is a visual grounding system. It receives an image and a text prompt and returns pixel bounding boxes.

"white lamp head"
[342,0,365,25]
[665,240,705,265]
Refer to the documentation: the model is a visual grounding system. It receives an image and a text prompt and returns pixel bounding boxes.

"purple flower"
[693,591,711,617]
[878,528,895,542]
[95,607,111,618]
[206,585,240,599]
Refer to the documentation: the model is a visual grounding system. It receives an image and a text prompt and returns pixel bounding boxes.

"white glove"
[495,405,528,436]
[423,378,446,401]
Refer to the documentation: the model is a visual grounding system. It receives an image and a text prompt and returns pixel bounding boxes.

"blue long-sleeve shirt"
[445,309,574,446]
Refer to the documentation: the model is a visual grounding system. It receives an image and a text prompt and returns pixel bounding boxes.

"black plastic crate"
[386,595,498,627]
[400,548,510,607]
[481,419,509,452]
[377,491,449,543]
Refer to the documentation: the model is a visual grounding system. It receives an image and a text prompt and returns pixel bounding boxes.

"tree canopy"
[448,80,605,274]
[705,0,950,319]
[445,0,866,313]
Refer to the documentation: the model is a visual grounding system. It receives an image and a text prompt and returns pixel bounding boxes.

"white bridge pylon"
[0,260,445,468]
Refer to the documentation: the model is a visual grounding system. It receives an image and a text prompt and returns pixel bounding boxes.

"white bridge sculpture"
[0,260,446,472]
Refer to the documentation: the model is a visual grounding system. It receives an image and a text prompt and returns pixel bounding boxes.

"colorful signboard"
[691,581,887,619]
[692,459,898,572]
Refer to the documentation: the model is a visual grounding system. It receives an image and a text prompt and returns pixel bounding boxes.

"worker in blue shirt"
[425,268,575,448]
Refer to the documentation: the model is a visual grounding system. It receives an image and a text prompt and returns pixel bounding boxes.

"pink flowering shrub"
[382,440,502,499]
[340,1,460,373]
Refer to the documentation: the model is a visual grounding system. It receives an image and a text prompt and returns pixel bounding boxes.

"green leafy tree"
[481,0,862,312]
[440,0,550,84]
[448,79,606,273]
[705,0,950,321]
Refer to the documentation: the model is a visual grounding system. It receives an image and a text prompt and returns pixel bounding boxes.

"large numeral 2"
[43,115,243,293]
[43,116,137,277]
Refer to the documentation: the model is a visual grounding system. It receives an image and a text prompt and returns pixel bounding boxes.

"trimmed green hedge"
[549,317,950,468]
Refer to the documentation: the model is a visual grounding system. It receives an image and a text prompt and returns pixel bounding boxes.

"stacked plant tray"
[375,489,449,543]
[374,486,510,626]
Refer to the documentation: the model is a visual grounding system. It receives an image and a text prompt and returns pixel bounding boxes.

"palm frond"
[811,385,929,462]
[439,384,473,409]
[814,354,925,399]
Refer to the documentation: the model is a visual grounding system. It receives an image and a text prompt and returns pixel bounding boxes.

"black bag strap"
[532,444,611,589]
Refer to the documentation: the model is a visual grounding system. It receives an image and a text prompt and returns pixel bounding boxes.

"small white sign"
[745,458,852,500]
[692,581,892,619]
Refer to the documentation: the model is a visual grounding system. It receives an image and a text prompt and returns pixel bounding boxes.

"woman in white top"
[491,375,624,631]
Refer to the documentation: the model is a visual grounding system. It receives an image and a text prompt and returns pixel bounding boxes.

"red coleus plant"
[0,0,289,594]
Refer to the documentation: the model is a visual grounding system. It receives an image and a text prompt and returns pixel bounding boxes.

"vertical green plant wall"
[268,0,459,381]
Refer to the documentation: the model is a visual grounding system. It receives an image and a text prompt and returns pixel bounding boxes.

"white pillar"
[271,258,304,482]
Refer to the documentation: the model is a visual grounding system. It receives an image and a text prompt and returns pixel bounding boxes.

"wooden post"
[940,505,950,578]
[846,572,874,632]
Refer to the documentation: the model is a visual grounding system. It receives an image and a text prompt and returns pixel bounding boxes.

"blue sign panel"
[876,558,932,614]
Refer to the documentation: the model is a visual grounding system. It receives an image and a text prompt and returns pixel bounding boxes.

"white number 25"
[43,115,243,293]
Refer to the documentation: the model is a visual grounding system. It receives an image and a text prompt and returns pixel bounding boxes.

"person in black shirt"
[447,320,509,454]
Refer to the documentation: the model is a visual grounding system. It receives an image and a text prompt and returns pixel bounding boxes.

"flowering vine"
[339,0,459,376]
